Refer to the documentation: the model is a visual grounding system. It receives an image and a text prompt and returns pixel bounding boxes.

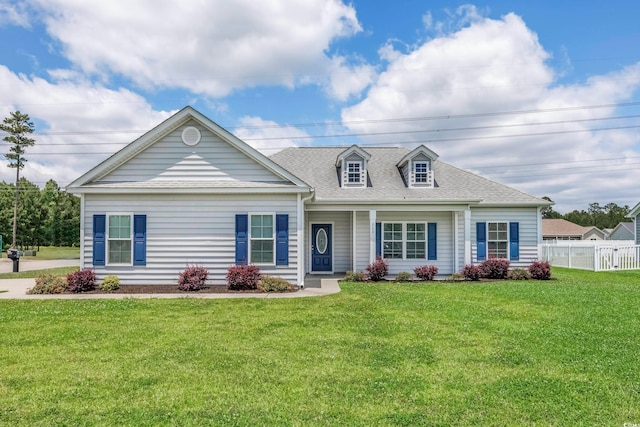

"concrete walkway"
[0,258,79,274]
[0,274,341,300]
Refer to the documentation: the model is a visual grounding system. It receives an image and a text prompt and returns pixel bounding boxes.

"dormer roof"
[396,145,439,168]
[335,144,371,167]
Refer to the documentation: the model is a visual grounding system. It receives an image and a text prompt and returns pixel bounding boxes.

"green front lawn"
[21,246,80,260]
[1,268,639,425]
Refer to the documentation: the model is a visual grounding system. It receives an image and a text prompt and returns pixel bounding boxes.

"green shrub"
[100,275,120,292]
[28,273,66,294]
[395,271,413,282]
[344,271,367,282]
[445,272,465,282]
[508,268,531,280]
[259,275,292,292]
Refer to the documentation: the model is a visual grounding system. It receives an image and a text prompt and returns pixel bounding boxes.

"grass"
[0,266,79,280]
[0,268,639,425]
[20,246,80,260]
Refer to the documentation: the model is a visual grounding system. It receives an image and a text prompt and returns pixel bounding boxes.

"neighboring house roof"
[608,222,635,240]
[542,219,603,239]
[270,146,550,206]
[67,106,310,194]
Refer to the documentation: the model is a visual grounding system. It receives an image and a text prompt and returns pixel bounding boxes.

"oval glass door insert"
[316,229,328,254]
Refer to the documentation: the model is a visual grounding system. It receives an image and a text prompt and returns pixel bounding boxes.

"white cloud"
[25,0,366,99]
[0,1,31,27]
[233,116,311,153]
[0,66,173,187]
[342,13,640,212]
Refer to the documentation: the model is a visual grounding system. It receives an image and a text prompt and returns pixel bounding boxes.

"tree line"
[0,178,80,249]
[542,198,632,230]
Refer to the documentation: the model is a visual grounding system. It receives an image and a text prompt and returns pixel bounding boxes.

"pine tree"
[1,111,35,248]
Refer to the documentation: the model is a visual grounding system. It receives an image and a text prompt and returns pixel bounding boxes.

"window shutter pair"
[374,222,437,260]
[93,214,146,266]
[476,221,519,261]
[235,214,288,266]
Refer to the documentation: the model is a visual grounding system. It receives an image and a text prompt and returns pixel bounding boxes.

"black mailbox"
[7,249,19,260]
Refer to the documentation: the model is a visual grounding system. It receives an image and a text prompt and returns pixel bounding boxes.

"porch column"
[369,209,377,264]
[464,208,471,265]
[352,210,357,271]
[79,193,85,270]
[453,211,460,272]
[297,193,305,287]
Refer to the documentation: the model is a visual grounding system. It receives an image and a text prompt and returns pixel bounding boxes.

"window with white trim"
[107,214,132,264]
[406,223,426,259]
[488,222,508,259]
[347,161,363,184]
[383,222,427,259]
[383,223,403,259]
[250,214,274,264]
[413,162,429,183]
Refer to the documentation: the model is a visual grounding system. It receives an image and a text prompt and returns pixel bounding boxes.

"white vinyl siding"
[100,121,285,183]
[84,193,298,285]
[471,207,540,267]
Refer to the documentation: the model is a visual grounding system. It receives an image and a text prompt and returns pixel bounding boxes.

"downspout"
[298,189,315,288]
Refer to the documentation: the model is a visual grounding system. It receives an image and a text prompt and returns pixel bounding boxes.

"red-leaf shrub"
[480,258,510,279]
[413,265,438,281]
[178,265,209,291]
[66,268,97,293]
[528,261,551,280]
[366,256,388,282]
[226,264,261,290]
[462,264,482,281]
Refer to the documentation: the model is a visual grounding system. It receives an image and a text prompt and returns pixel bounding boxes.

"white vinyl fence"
[542,242,640,272]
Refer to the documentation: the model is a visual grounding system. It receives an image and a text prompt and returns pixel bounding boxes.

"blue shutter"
[375,222,382,257]
[509,222,519,261]
[235,214,248,265]
[477,222,487,261]
[133,214,147,266]
[427,222,437,260]
[93,214,106,266]
[275,214,289,266]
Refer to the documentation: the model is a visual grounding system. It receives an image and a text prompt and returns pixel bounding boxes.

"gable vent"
[181,126,201,146]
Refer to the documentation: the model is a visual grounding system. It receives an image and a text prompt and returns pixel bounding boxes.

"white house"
[67,106,552,286]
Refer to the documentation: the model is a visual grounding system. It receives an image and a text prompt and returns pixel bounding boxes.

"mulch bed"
[84,285,299,294]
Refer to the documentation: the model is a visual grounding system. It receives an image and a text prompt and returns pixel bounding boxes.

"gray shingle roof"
[270,146,548,205]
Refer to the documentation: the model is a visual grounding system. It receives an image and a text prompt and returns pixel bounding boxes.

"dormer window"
[397,145,439,188]
[336,145,371,188]
[413,161,430,184]
[347,161,363,184]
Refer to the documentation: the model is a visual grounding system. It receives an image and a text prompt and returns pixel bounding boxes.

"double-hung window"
[406,223,426,259]
[108,214,132,264]
[347,161,363,184]
[413,162,429,183]
[383,223,403,259]
[488,222,508,258]
[250,214,274,264]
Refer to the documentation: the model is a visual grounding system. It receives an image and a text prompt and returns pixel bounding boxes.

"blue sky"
[0,0,639,213]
